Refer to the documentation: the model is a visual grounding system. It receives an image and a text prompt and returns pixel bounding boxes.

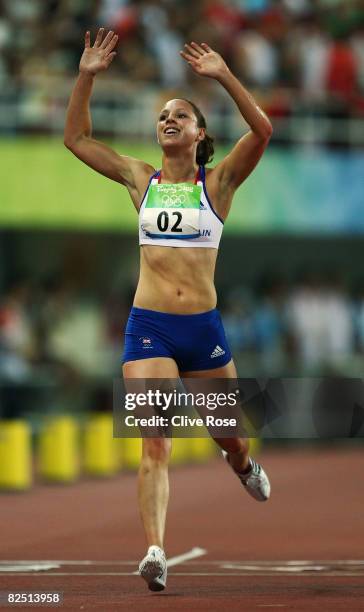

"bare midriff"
[133,245,218,314]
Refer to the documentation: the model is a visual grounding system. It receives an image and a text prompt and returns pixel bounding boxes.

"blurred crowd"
[1,270,364,397]
[0,0,364,120]
[221,270,364,375]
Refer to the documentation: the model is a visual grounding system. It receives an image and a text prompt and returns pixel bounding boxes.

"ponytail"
[196,133,214,166]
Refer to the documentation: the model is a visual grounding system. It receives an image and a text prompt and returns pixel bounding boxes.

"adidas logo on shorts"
[210,345,226,358]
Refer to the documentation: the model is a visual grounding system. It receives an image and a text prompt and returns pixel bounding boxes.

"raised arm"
[180,42,272,190]
[64,28,154,191]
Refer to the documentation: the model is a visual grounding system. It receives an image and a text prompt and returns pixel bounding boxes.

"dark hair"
[180,98,214,166]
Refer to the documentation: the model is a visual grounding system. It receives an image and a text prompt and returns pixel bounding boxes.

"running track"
[1,447,364,610]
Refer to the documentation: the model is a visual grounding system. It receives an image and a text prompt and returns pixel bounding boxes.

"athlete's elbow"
[63,133,86,151]
[257,122,273,142]
[64,137,73,150]
[255,107,273,141]
[265,121,273,140]
[64,132,76,149]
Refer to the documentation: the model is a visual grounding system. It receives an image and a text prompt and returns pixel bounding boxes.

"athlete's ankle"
[228,452,251,475]
[147,545,164,554]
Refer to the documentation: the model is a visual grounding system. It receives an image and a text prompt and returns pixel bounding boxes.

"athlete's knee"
[142,437,172,465]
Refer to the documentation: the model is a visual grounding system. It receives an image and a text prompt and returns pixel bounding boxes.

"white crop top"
[139,166,223,249]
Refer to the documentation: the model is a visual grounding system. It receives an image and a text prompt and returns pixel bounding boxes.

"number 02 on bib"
[141,183,202,239]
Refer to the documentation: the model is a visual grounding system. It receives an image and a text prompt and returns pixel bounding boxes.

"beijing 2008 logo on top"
[150,183,199,208]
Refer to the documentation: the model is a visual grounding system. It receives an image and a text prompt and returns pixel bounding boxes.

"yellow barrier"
[189,436,216,463]
[170,437,191,465]
[248,437,261,456]
[83,413,120,476]
[38,416,79,483]
[0,420,32,490]
[121,437,142,469]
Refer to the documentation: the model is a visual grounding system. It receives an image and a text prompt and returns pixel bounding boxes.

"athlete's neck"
[161,153,198,183]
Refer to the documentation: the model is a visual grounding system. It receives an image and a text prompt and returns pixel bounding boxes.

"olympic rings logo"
[160,193,187,207]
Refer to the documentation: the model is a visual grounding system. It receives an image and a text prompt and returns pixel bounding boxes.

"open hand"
[180,42,229,80]
[79,28,118,75]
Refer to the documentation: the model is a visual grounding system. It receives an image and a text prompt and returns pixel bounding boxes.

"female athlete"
[64,28,273,592]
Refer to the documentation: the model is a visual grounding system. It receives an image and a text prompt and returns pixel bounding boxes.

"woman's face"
[156,99,205,150]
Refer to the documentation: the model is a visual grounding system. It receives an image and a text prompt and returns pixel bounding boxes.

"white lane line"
[167,547,207,568]
[220,561,364,574]
[2,572,364,577]
[221,564,327,573]
[0,552,207,568]
[285,560,364,566]
[0,559,362,566]
[0,563,60,573]
[0,561,135,566]
[1,558,363,577]
[208,560,364,567]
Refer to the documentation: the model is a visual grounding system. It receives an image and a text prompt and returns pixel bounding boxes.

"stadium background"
[0,0,364,602]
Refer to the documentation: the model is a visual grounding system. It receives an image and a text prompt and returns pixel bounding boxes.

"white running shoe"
[138,545,167,591]
[223,452,271,502]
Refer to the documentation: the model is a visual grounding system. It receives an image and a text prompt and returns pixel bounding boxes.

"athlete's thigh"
[180,358,238,379]
[123,356,179,378]
[123,357,179,439]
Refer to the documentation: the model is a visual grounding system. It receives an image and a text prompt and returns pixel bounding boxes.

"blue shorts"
[122,306,232,372]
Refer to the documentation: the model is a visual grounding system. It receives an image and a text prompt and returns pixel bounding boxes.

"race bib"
[141,183,202,239]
